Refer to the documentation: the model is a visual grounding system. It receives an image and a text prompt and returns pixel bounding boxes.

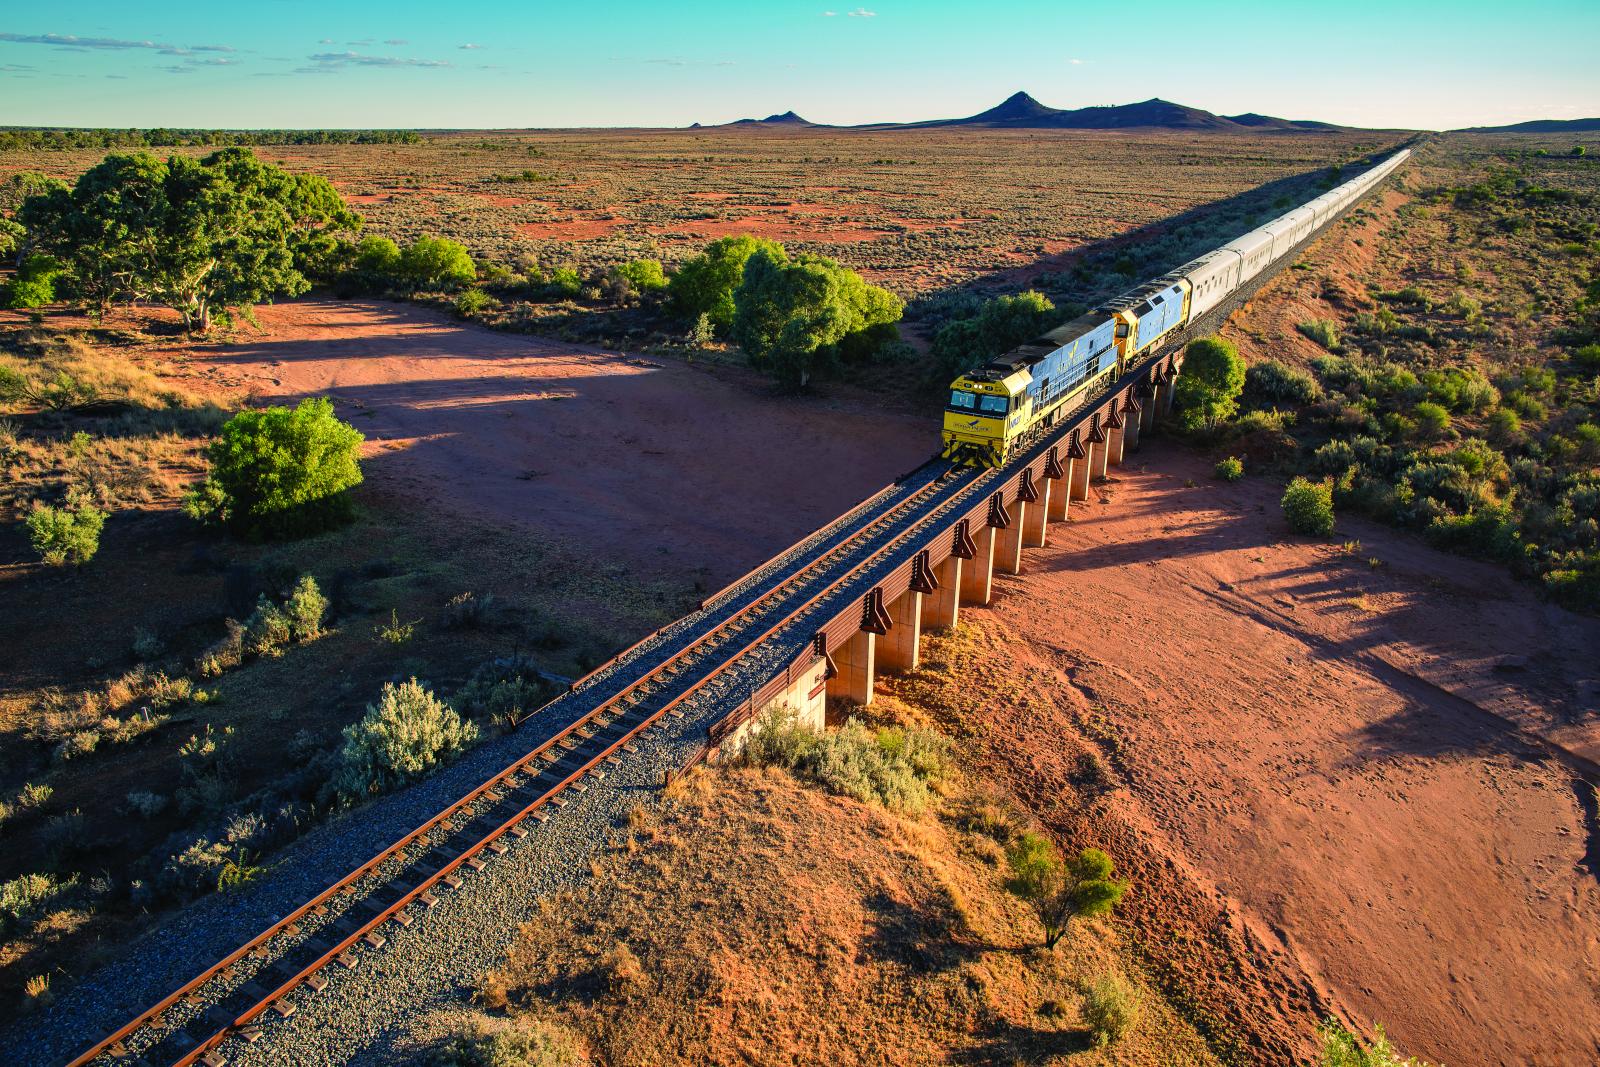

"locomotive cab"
[941,364,1032,467]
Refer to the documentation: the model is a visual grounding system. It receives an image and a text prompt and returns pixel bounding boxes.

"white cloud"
[847,7,876,15]
[821,9,838,15]
[460,43,483,50]
[0,32,235,55]
[301,51,451,71]
[384,38,410,46]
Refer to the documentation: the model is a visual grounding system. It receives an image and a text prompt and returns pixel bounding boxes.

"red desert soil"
[965,441,1600,1066]
[160,299,932,584]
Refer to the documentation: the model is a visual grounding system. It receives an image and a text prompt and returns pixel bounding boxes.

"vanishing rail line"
[66,458,993,1067]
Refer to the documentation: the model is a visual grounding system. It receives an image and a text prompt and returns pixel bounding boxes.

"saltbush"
[454,288,499,319]
[740,708,949,812]
[284,575,328,641]
[1081,973,1143,1048]
[0,872,76,936]
[1282,477,1336,536]
[455,656,550,727]
[332,679,479,803]
[1214,456,1244,481]
[185,397,363,539]
[1245,360,1322,405]
[428,1018,581,1067]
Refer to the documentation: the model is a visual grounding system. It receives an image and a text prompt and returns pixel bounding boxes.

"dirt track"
[166,299,933,584]
[962,442,1600,1066]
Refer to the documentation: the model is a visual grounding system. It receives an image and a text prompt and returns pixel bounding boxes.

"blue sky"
[2,1,1596,131]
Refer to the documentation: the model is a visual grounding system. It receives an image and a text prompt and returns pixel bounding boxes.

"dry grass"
[474,752,1216,1065]
[1,128,1383,296]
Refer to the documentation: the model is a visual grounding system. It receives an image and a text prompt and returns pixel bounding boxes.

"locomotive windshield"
[947,391,1010,416]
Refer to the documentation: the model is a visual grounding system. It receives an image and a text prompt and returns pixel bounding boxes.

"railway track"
[66,460,994,1067]
[61,150,1413,1067]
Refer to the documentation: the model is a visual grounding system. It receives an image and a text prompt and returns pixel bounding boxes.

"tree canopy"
[931,290,1059,376]
[1006,833,1128,950]
[730,248,904,388]
[19,147,358,331]
[668,235,787,333]
[1173,336,1247,430]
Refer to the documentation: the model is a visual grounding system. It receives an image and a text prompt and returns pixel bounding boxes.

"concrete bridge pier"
[1122,398,1142,451]
[1139,387,1157,435]
[960,525,995,606]
[1106,414,1126,467]
[1089,428,1110,483]
[765,657,829,732]
[997,500,1027,575]
[1069,437,1091,502]
[878,591,923,672]
[1157,372,1177,418]
[1024,471,1050,547]
[827,629,875,707]
[1047,450,1070,522]
[921,555,962,632]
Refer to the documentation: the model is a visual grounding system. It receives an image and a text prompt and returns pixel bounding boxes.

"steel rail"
[152,465,998,1066]
[66,457,974,1067]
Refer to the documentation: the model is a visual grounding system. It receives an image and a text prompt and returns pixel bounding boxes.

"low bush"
[441,591,497,630]
[1081,973,1143,1048]
[740,708,950,812]
[1317,1018,1433,1066]
[427,1016,582,1067]
[331,679,479,803]
[454,288,499,319]
[125,790,169,818]
[1214,456,1244,481]
[455,656,552,727]
[284,575,328,641]
[26,498,106,566]
[1245,360,1322,405]
[0,872,77,936]
[1411,401,1452,440]
[1297,319,1342,350]
[1282,477,1336,536]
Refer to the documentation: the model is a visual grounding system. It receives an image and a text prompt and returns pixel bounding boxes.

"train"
[940,148,1411,467]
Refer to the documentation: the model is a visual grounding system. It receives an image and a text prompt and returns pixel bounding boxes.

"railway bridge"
[51,152,1410,1067]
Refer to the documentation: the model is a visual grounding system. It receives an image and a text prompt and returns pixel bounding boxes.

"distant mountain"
[892,93,1347,132]
[718,110,814,128]
[1457,117,1600,133]
[695,93,1353,133]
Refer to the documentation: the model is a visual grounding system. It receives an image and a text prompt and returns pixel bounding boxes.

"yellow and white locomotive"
[941,147,1410,467]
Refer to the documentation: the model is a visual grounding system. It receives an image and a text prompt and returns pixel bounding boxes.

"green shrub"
[1573,344,1600,372]
[332,679,479,803]
[613,257,668,293]
[1487,408,1523,446]
[351,235,401,276]
[1318,1018,1434,1066]
[125,790,169,818]
[284,575,328,641]
[26,499,106,566]
[1420,367,1498,413]
[243,596,293,657]
[185,397,363,539]
[1081,973,1143,1047]
[1297,319,1342,350]
[1282,477,1336,536]
[1245,360,1322,405]
[1214,456,1244,481]
[1411,401,1452,440]
[398,236,476,289]
[454,288,499,318]
[4,255,61,309]
[0,872,77,936]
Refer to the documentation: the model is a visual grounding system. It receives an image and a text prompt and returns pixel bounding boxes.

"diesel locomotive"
[941,148,1411,467]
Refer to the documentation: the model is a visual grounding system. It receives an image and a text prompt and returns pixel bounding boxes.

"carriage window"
[978,394,1009,415]
[949,390,977,410]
